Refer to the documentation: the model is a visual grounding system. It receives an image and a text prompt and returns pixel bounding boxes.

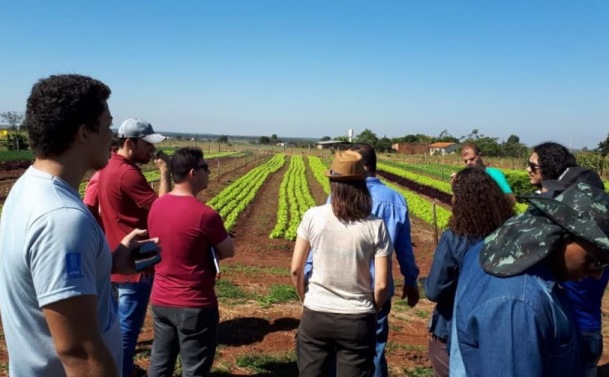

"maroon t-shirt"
[98,153,157,283]
[148,194,229,308]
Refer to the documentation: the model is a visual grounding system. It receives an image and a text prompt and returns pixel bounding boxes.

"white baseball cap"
[117,118,166,144]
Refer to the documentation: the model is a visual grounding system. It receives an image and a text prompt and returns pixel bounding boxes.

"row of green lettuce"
[270,156,316,240]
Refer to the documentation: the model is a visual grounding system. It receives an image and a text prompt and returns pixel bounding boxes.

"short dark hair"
[331,180,371,222]
[349,143,376,173]
[26,74,111,158]
[450,167,515,237]
[533,142,577,180]
[461,143,481,155]
[171,147,204,183]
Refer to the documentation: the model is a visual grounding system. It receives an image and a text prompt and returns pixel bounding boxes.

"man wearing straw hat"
[449,182,609,376]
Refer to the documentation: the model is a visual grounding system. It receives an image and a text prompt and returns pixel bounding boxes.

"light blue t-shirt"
[485,167,513,194]
[0,167,122,376]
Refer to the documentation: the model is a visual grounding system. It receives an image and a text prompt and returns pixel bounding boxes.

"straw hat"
[325,150,367,181]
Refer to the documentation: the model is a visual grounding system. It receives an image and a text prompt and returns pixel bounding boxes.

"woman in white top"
[291,150,393,377]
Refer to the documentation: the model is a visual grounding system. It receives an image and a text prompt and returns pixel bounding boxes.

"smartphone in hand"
[132,241,161,271]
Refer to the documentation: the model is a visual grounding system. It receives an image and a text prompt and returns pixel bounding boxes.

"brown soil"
[3,154,609,377]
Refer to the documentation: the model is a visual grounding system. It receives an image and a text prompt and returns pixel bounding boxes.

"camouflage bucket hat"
[481,182,609,277]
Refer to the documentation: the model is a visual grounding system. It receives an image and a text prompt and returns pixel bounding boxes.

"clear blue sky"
[1,1,608,148]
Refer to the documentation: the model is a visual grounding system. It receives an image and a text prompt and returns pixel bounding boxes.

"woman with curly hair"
[424,167,515,377]
[527,142,577,192]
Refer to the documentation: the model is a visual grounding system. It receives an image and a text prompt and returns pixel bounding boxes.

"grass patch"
[215,279,250,304]
[256,284,299,308]
[236,351,297,376]
[386,342,426,353]
[414,309,429,319]
[222,264,289,277]
[404,366,434,376]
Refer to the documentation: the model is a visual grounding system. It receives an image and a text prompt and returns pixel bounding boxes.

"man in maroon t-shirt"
[97,118,171,377]
[147,147,235,377]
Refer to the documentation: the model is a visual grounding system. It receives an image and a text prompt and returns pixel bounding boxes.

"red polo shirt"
[148,194,229,308]
[99,153,157,283]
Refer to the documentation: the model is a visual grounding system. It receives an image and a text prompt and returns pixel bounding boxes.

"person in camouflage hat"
[449,182,609,377]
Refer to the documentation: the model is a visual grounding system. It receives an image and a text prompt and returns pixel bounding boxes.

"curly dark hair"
[449,167,515,237]
[533,142,577,180]
[26,74,111,158]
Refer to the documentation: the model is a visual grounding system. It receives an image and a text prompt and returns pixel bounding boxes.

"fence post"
[217,159,221,183]
[432,200,439,245]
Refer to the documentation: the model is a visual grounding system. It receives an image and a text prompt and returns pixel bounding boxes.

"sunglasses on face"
[527,161,541,171]
[586,251,609,272]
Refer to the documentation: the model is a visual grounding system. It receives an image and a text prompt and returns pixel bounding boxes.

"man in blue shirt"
[450,182,609,377]
[305,143,420,377]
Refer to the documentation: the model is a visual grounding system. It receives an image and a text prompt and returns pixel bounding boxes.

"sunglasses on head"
[527,161,541,171]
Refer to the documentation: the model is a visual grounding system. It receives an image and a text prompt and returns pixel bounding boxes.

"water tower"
[348,129,354,143]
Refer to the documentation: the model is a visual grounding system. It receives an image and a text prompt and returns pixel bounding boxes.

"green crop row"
[377,162,453,195]
[307,156,330,194]
[208,154,285,231]
[382,180,451,230]
[270,156,316,240]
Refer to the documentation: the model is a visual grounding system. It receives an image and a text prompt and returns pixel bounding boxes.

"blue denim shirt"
[423,230,481,342]
[304,177,419,296]
[451,242,580,377]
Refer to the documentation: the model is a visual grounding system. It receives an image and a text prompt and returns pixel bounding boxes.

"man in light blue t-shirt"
[0,75,155,377]
[460,143,515,205]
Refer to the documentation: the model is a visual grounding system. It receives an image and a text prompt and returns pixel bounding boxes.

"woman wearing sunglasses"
[526,142,608,377]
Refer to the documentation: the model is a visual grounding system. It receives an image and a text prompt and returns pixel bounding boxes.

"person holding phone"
[147,147,235,377]
[0,74,157,377]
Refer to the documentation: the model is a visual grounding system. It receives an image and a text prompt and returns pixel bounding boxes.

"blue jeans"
[115,275,153,377]
[374,300,391,377]
[579,330,603,377]
[148,306,219,377]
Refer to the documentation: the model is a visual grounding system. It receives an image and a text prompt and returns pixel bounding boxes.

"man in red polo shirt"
[98,118,171,377]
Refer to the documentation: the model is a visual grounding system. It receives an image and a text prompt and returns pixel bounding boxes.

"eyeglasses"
[587,251,609,272]
[527,161,541,171]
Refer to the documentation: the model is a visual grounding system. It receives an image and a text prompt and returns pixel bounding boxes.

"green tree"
[320,136,331,141]
[596,133,609,157]
[376,136,393,152]
[258,136,271,145]
[355,129,378,146]
[0,111,25,130]
[501,134,528,158]
[217,135,228,143]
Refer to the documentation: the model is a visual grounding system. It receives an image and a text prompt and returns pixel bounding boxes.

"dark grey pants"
[148,305,219,377]
[297,307,376,377]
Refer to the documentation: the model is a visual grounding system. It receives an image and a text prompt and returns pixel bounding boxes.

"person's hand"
[401,283,420,308]
[112,229,160,275]
[153,151,170,171]
[450,171,457,183]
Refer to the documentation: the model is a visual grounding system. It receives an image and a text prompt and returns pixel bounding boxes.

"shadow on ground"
[219,317,299,346]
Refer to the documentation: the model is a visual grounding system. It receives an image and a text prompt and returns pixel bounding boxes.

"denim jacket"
[451,242,580,377]
[423,230,481,342]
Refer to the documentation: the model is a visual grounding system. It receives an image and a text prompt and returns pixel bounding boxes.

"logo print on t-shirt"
[66,253,84,279]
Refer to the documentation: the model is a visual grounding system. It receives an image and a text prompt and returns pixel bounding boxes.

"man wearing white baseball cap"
[97,118,171,377]
[117,118,166,144]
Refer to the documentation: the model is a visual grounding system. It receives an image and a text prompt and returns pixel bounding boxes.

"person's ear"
[75,124,90,144]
